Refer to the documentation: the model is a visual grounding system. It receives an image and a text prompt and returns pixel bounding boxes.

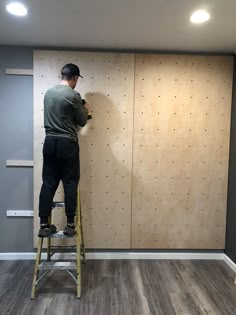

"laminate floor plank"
[175,261,221,315]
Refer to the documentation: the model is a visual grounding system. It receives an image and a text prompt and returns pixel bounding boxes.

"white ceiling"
[0,0,236,53]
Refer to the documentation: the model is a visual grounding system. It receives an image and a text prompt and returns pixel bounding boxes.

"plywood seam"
[130,53,137,249]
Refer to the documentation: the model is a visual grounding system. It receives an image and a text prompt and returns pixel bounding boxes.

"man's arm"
[72,93,88,127]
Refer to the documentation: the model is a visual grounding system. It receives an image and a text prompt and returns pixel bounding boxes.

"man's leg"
[38,137,60,233]
[57,138,80,234]
[39,156,60,223]
[63,177,79,225]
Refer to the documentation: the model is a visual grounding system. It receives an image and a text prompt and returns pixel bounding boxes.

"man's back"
[44,84,87,142]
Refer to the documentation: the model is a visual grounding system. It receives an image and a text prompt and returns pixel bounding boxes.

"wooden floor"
[0,259,236,315]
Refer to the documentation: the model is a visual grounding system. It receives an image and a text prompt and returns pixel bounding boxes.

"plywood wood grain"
[131,54,233,249]
[33,50,134,248]
[34,51,233,249]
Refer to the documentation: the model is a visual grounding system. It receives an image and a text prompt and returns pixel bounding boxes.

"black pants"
[39,136,80,224]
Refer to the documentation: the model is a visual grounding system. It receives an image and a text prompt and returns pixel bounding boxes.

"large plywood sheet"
[132,54,233,249]
[34,51,233,250]
[34,50,135,248]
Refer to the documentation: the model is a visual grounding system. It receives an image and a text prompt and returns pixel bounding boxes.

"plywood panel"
[132,54,233,249]
[34,50,135,248]
[34,51,233,250]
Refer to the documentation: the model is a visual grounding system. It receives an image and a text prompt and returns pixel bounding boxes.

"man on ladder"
[38,63,91,237]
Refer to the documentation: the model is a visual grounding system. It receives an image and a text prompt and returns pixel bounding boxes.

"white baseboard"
[86,252,225,260]
[0,252,225,261]
[0,253,38,260]
[224,254,236,272]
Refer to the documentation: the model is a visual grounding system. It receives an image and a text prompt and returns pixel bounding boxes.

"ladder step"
[39,261,77,270]
[46,231,77,239]
[49,246,76,249]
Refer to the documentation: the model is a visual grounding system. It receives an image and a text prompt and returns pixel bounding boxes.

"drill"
[82,99,92,120]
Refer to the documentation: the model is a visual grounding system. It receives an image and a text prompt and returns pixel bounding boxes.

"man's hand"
[84,101,91,114]
[82,99,92,119]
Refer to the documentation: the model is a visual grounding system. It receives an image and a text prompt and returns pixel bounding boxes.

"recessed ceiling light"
[6,2,28,16]
[190,9,210,24]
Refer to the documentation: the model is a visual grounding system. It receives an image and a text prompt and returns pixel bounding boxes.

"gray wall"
[0,46,34,252]
[225,56,236,263]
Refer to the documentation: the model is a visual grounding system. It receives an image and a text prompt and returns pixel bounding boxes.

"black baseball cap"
[61,63,83,78]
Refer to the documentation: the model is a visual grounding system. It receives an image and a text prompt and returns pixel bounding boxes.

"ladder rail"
[31,190,85,299]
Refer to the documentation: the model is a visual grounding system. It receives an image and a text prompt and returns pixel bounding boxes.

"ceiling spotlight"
[190,9,210,24]
[6,2,28,16]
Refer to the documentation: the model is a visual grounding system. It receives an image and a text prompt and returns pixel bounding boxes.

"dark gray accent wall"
[0,46,34,252]
[225,56,236,263]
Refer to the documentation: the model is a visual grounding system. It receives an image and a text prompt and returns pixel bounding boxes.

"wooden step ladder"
[31,192,86,299]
